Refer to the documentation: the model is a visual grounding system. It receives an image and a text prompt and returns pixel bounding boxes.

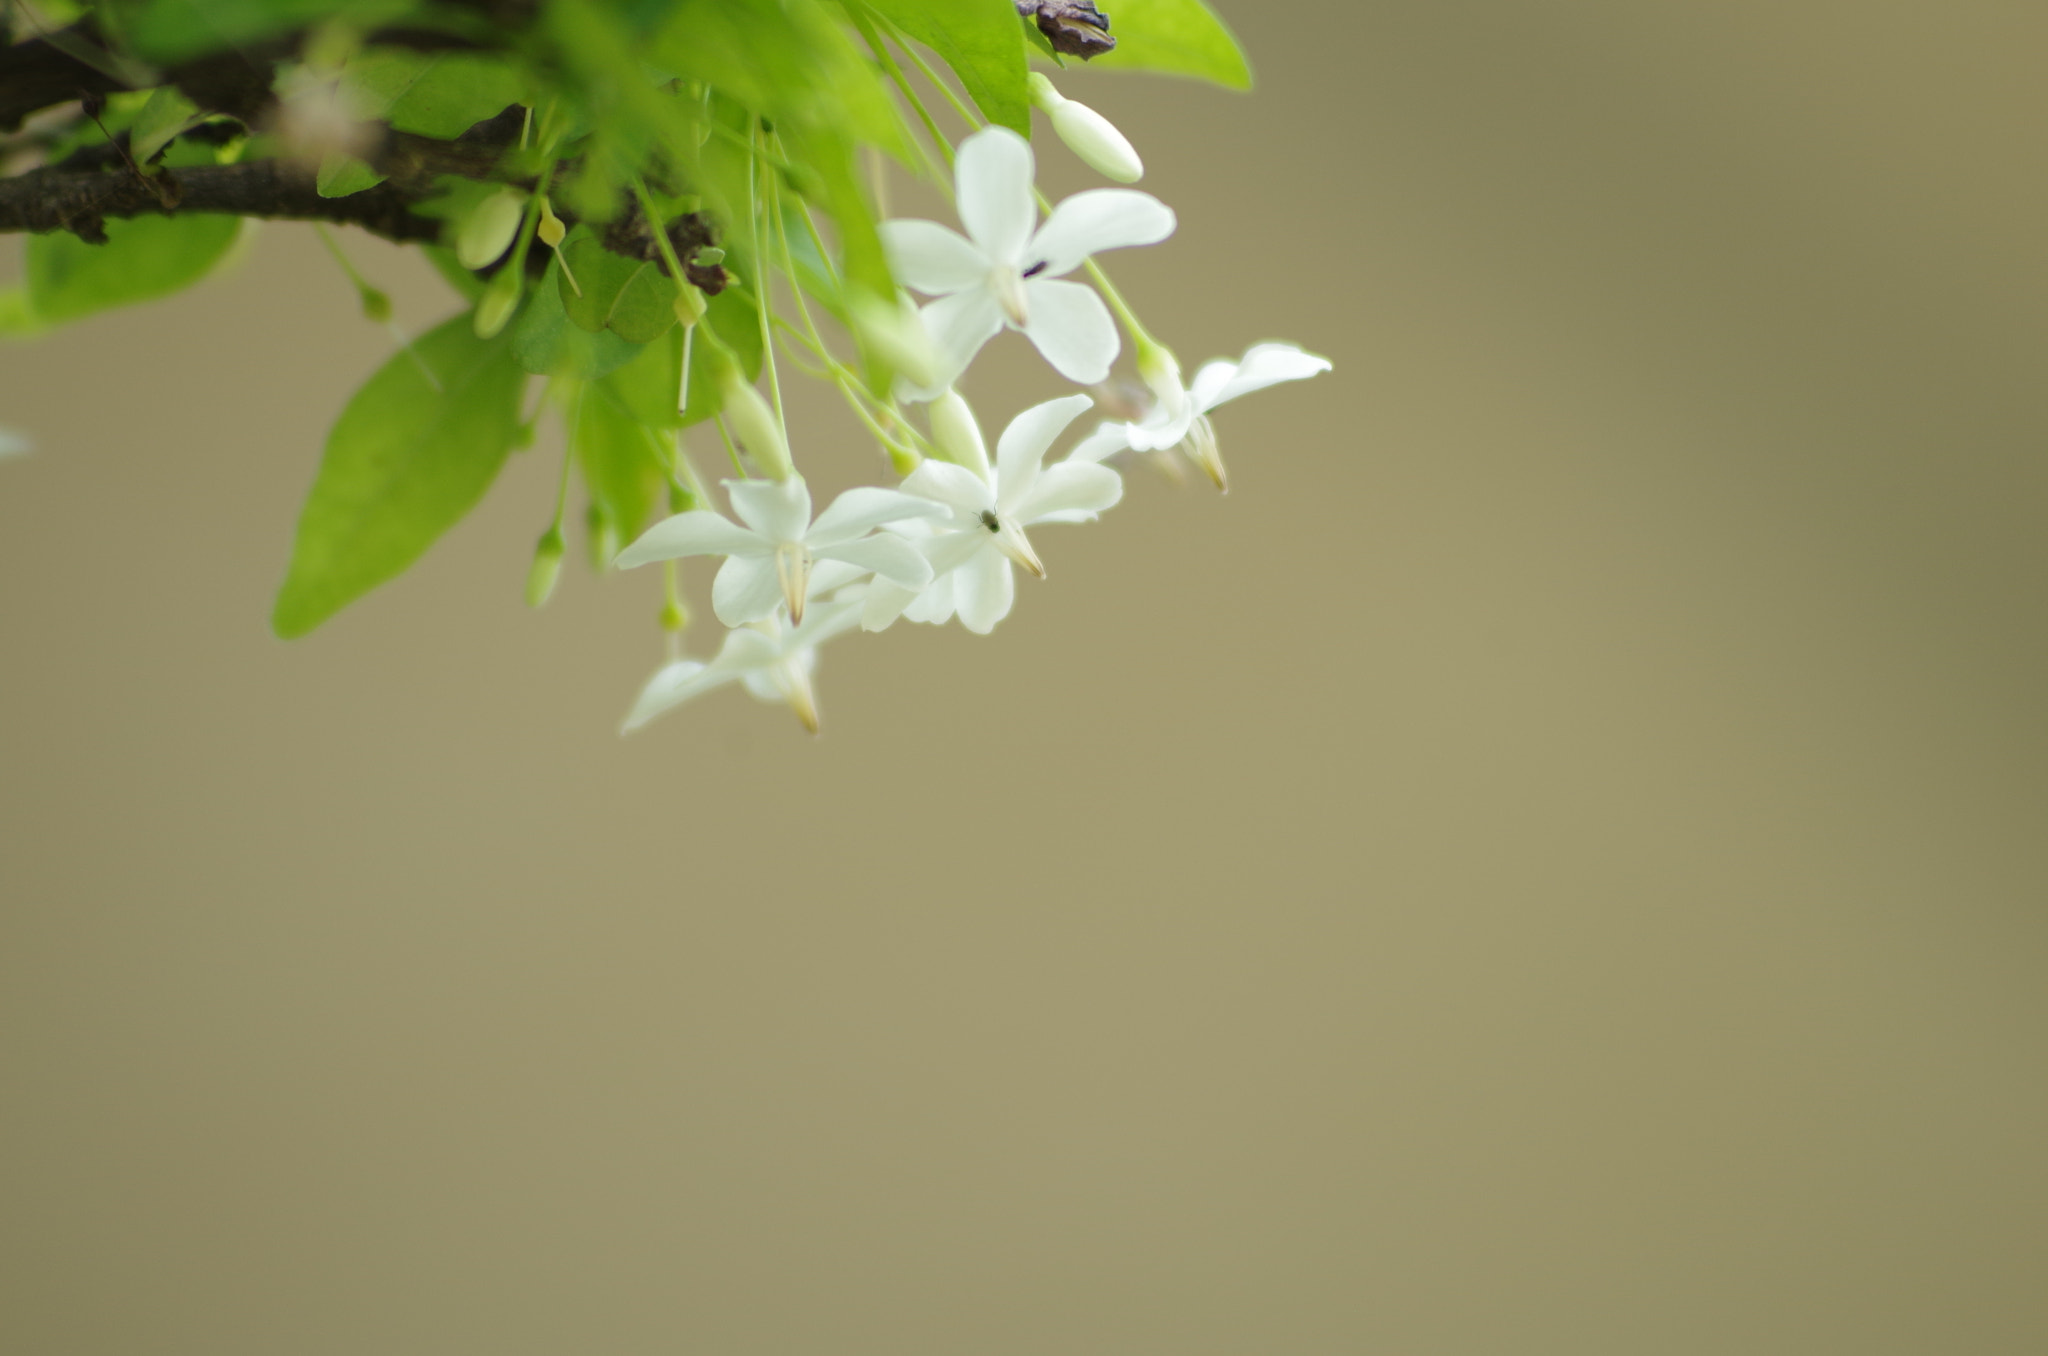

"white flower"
[621,595,864,735]
[614,473,945,626]
[864,394,1122,634]
[1070,342,1332,490]
[881,126,1175,391]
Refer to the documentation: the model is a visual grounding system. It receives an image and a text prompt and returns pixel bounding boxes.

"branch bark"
[0,158,443,243]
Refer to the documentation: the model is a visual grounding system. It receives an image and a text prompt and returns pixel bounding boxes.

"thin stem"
[748,121,787,441]
[712,412,748,478]
[849,10,954,174]
[551,385,582,530]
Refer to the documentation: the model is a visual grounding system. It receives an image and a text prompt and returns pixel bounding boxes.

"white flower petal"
[808,486,948,547]
[954,547,1016,635]
[816,533,933,588]
[879,219,988,295]
[1204,342,1333,410]
[808,558,869,596]
[862,577,918,631]
[994,394,1095,512]
[621,660,728,733]
[614,510,763,569]
[1067,422,1133,464]
[1187,359,1239,413]
[903,571,958,624]
[1026,188,1176,277]
[917,289,1006,390]
[954,126,1037,264]
[902,459,996,517]
[1019,278,1119,384]
[725,475,812,544]
[1013,460,1123,524]
[711,553,786,626]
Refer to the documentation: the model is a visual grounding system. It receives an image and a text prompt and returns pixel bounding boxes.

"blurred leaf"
[860,0,1030,134]
[0,289,45,338]
[341,47,529,139]
[316,152,385,197]
[511,252,646,379]
[129,86,202,164]
[421,245,485,302]
[1085,0,1251,89]
[676,288,765,428]
[25,214,241,325]
[119,0,414,63]
[559,237,678,344]
[578,333,683,542]
[272,313,526,637]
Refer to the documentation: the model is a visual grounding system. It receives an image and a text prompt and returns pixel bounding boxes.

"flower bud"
[718,371,792,480]
[536,198,566,249]
[358,285,392,324]
[456,187,528,269]
[672,281,707,327]
[526,527,565,608]
[585,502,620,571]
[1028,72,1143,183]
[659,595,689,632]
[928,388,990,479]
[473,266,521,338]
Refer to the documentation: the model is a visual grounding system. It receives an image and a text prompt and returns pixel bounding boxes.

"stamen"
[990,265,1030,327]
[774,541,812,623]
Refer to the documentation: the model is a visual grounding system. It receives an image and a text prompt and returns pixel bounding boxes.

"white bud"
[1028,71,1143,183]
[928,388,990,479]
[719,373,793,480]
[456,187,528,269]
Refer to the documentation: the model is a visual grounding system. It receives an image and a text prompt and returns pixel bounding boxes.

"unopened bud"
[659,595,689,631]
[358,285,392,324]
[1028,72,1143,183]
[536,198,566,249]
[849,289,938,391]
[585,502,620,571]
[526,527,565,608]
[718,372,792,480]
[456,187,528,269]
[692,247,725,267]
[928,388,990,478]
[672,282,706,327]
[473,266,521,338]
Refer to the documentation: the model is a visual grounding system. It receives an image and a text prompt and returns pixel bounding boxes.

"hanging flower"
[620,594,865,735]
[614,474,945,626]
[881,126,1175,391]
[1070,342,1332,489]
[863,394,1121,634]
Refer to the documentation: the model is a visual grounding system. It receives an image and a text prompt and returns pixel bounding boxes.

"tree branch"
[0,159,443,244]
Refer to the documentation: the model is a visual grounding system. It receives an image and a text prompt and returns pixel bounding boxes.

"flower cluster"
[617,105,1329,735]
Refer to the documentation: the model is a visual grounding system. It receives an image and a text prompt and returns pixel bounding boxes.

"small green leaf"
[861,0,1031,134]
[122,0,414,63]
[1085,0,1251,89]
[559,237,678,344]
[129,86,202,164]
[316,152,386,198]
[25,214,241,325]
[271,313,527,638]
[511,253,646,380]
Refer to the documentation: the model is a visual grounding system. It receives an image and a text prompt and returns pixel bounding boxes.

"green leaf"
[578,334,683,544]
[510,253,646,380]
[119,0,413,63]
[129,86,202,164]
[681,289,764,427]
[559,237,678,344]
[273,313,527,637]
[860,0,1031,134]
[421,246,486,302]
[1084,0,1251,89]
[25,214,241,325]
[339,47,528,140]
[0,289,45,338]
[316,152,386,198]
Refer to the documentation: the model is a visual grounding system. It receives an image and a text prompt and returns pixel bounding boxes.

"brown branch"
[0,159,444,244]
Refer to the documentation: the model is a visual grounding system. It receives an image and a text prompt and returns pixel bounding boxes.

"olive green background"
[4,2,2045,1351]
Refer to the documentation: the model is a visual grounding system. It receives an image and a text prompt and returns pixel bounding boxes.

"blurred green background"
[3,2,2045,1351]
